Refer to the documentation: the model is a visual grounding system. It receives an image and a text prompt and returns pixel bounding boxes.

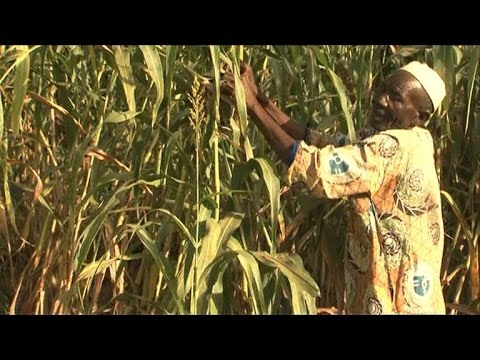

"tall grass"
[0,45,478,314]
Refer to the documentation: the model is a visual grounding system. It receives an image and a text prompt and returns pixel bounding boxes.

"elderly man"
[221,60,446,314]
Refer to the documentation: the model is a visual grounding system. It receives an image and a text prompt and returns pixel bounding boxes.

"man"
[219,60,446,314]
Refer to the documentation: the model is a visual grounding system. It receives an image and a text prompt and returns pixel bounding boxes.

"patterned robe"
[287,126,445,314]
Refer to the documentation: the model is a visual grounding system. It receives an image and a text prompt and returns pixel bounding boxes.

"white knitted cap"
[400,61,446,112]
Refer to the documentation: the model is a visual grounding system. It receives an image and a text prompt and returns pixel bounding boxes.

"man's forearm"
[247,101,297,165]
[258,93,338,148]
[257,93,307,140]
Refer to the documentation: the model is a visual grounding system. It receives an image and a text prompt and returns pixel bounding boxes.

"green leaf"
[231,49,250,158]
[433,45,457,110]
[231,160,255,190]
[129,224,185,314]
[139,46,164,127]
[232,158,280,251]
[0,91,4,137]
[0,45,40,85]
[196,251,238,314]
[207,266,227,314]
[289,279,318,315]
[197,203,213,224]
[193,212,244,312]
[251,158,280,250]
[328,69,355,143]
[290,280,306,314]
[196,212,244,282]
[258,47,283,61]
[75,190,121,271]
[441,190,473,245]
[464,47,479,135]
[157,208,196,247]
[10,45,30,135]
[233,67,248,133]
[209,45,221,116]
[77,253,143,282]
[75,178,157,271]
[209,45,222,221]
[394,45,426,58]
[113,45,136,113]
[0,146,16,235]
[165,45,178,130]
[309,46,329,68]
[252,251,320,298]
[227,237,267,314]
[105,110,141,124]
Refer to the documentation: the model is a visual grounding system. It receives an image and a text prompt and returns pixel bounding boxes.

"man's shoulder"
[375,127,432,143]
[370,127,434,158]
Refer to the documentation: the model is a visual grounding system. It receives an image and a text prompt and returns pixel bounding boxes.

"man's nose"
[372,93,389,108]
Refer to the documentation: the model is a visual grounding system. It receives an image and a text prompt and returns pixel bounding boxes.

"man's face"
[368,70,427,131]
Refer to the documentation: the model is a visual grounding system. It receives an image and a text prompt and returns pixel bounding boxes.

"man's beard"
[368,109,394,131]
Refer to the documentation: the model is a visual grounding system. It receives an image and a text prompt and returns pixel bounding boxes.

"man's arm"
[241,63,341,150]
[219,64,298,165]
[246,99,298,165]
[287,133,402,200]
[256,91,307,141]
[218,62,341,164]
[257,91,341,148]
